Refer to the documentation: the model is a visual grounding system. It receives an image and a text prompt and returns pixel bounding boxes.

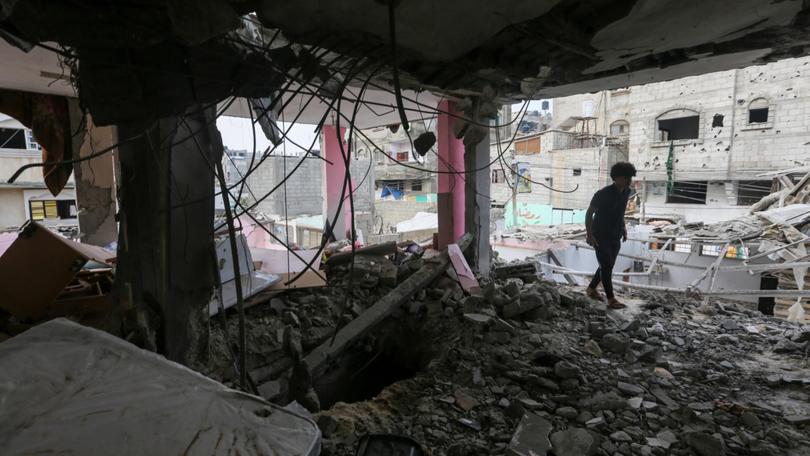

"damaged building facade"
[500,56,810,226]
[490,124,628,228]
[366,121,440,239]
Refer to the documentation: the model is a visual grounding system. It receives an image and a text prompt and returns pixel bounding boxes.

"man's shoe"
[585,287,604,301]
[607,298,626,310]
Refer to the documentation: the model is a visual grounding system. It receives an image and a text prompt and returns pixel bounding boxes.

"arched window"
[610,120,629,137]
[656,108,700,141]
[748,98,769,124]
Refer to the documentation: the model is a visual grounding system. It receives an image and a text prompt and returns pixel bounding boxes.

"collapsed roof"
[2,1,810,124]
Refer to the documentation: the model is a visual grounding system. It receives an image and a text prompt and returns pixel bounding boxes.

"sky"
[216,116,319,155]
[217,98,551,154]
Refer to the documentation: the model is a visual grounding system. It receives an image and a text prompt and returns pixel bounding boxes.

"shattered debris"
[0,221,115,322]
[204,237,810,455]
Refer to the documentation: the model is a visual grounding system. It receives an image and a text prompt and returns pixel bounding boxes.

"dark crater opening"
[314,320,436,409]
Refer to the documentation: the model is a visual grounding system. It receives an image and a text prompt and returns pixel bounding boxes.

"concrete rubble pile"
[207,248,810,456]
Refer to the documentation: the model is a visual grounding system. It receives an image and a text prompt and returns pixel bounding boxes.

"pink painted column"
[437,100,465,249]
[323,125,350,240]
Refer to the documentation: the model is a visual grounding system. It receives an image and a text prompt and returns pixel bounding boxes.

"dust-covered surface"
[204,253,810,456]
[311,279,810,455]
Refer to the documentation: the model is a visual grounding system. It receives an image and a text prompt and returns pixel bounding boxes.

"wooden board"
[0,222,92,320]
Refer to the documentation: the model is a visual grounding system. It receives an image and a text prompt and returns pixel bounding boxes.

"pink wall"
[437,100,465,248]
[322,125,350,238]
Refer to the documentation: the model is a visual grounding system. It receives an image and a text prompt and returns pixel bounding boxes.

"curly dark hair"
[610,162,637,179]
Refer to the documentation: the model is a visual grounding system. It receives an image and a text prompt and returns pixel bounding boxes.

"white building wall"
[623,56,810,222]
[730,57,810,177]
[495,56,810,225]
[549,145,627,209]
[628,69,736,182]
[487,144,626,211]
[0,188,25,230]
[641,180,748,223]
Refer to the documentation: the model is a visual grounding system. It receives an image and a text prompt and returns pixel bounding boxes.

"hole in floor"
[313,320,436,409]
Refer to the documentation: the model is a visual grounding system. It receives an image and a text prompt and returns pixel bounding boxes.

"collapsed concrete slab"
[304,234,472,378]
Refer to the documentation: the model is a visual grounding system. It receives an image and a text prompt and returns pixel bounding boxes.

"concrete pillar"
[437,100,465,249]
[464,129,491,276]
[114,105,219,369]
[69,107,118,247]
[323,125,350,240]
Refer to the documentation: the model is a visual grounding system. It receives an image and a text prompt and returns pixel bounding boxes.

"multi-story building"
[221,148,251,188]
[0,113,77,232]
[364,121,439,235]
[495,56,810,226]
[365,121,438,202]
[626,57,809,223]
[490,115,627,229]
[244,146,375,246]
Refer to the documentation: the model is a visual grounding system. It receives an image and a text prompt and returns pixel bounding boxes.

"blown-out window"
[666,181,707,204]
[656,109,700,141]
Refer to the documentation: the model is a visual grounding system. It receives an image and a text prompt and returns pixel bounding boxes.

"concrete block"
[507,413,552,456]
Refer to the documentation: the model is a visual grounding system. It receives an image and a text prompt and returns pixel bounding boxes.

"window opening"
[610,120,629,136]
[29,199,77,221]
[748,98,769,124]
[736,180,772,206]
[666,181,707,204]
[657,115,699,141]
[0,127,26,149]
[748,108,768,124]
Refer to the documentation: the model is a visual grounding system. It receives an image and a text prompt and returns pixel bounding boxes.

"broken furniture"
[209,233,281,316]
[0,221,115,321]
[0,319,321,455]
[251,246,327,291]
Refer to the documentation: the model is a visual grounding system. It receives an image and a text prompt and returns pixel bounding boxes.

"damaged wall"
[642,181,748,224]
[70,112,118,247]
[730,57,810,176]
[115,106,220,368]
[247,155,324,218]
[630,56,810,181]
[628,71,736,181]
[246,155,374,222]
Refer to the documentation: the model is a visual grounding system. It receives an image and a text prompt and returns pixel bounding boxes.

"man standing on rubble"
[585,162,637,309]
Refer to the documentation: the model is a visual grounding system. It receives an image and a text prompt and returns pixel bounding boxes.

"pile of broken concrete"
[311,276,810,455]
[206,250,810,456]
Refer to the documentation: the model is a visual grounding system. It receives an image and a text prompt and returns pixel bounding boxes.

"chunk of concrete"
[685,432,725,456]
[550,428,598,456]
[600,333,628,354]
[507,413,552,456]
[502,296,543,319]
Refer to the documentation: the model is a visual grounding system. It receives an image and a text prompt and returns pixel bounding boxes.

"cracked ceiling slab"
[256,0,562,62]
[2,0,810,120]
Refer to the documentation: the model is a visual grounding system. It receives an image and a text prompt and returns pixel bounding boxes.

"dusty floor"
[209,263,810,456]
[317,283,810,455]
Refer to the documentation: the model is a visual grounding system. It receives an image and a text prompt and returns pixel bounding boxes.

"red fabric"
[0,89,75,195]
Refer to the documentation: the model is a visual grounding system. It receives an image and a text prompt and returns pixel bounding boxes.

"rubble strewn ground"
[208,257,810,456]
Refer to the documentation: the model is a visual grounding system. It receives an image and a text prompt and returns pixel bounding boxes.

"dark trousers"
[588,238,622,299]
[758,275,778,316]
